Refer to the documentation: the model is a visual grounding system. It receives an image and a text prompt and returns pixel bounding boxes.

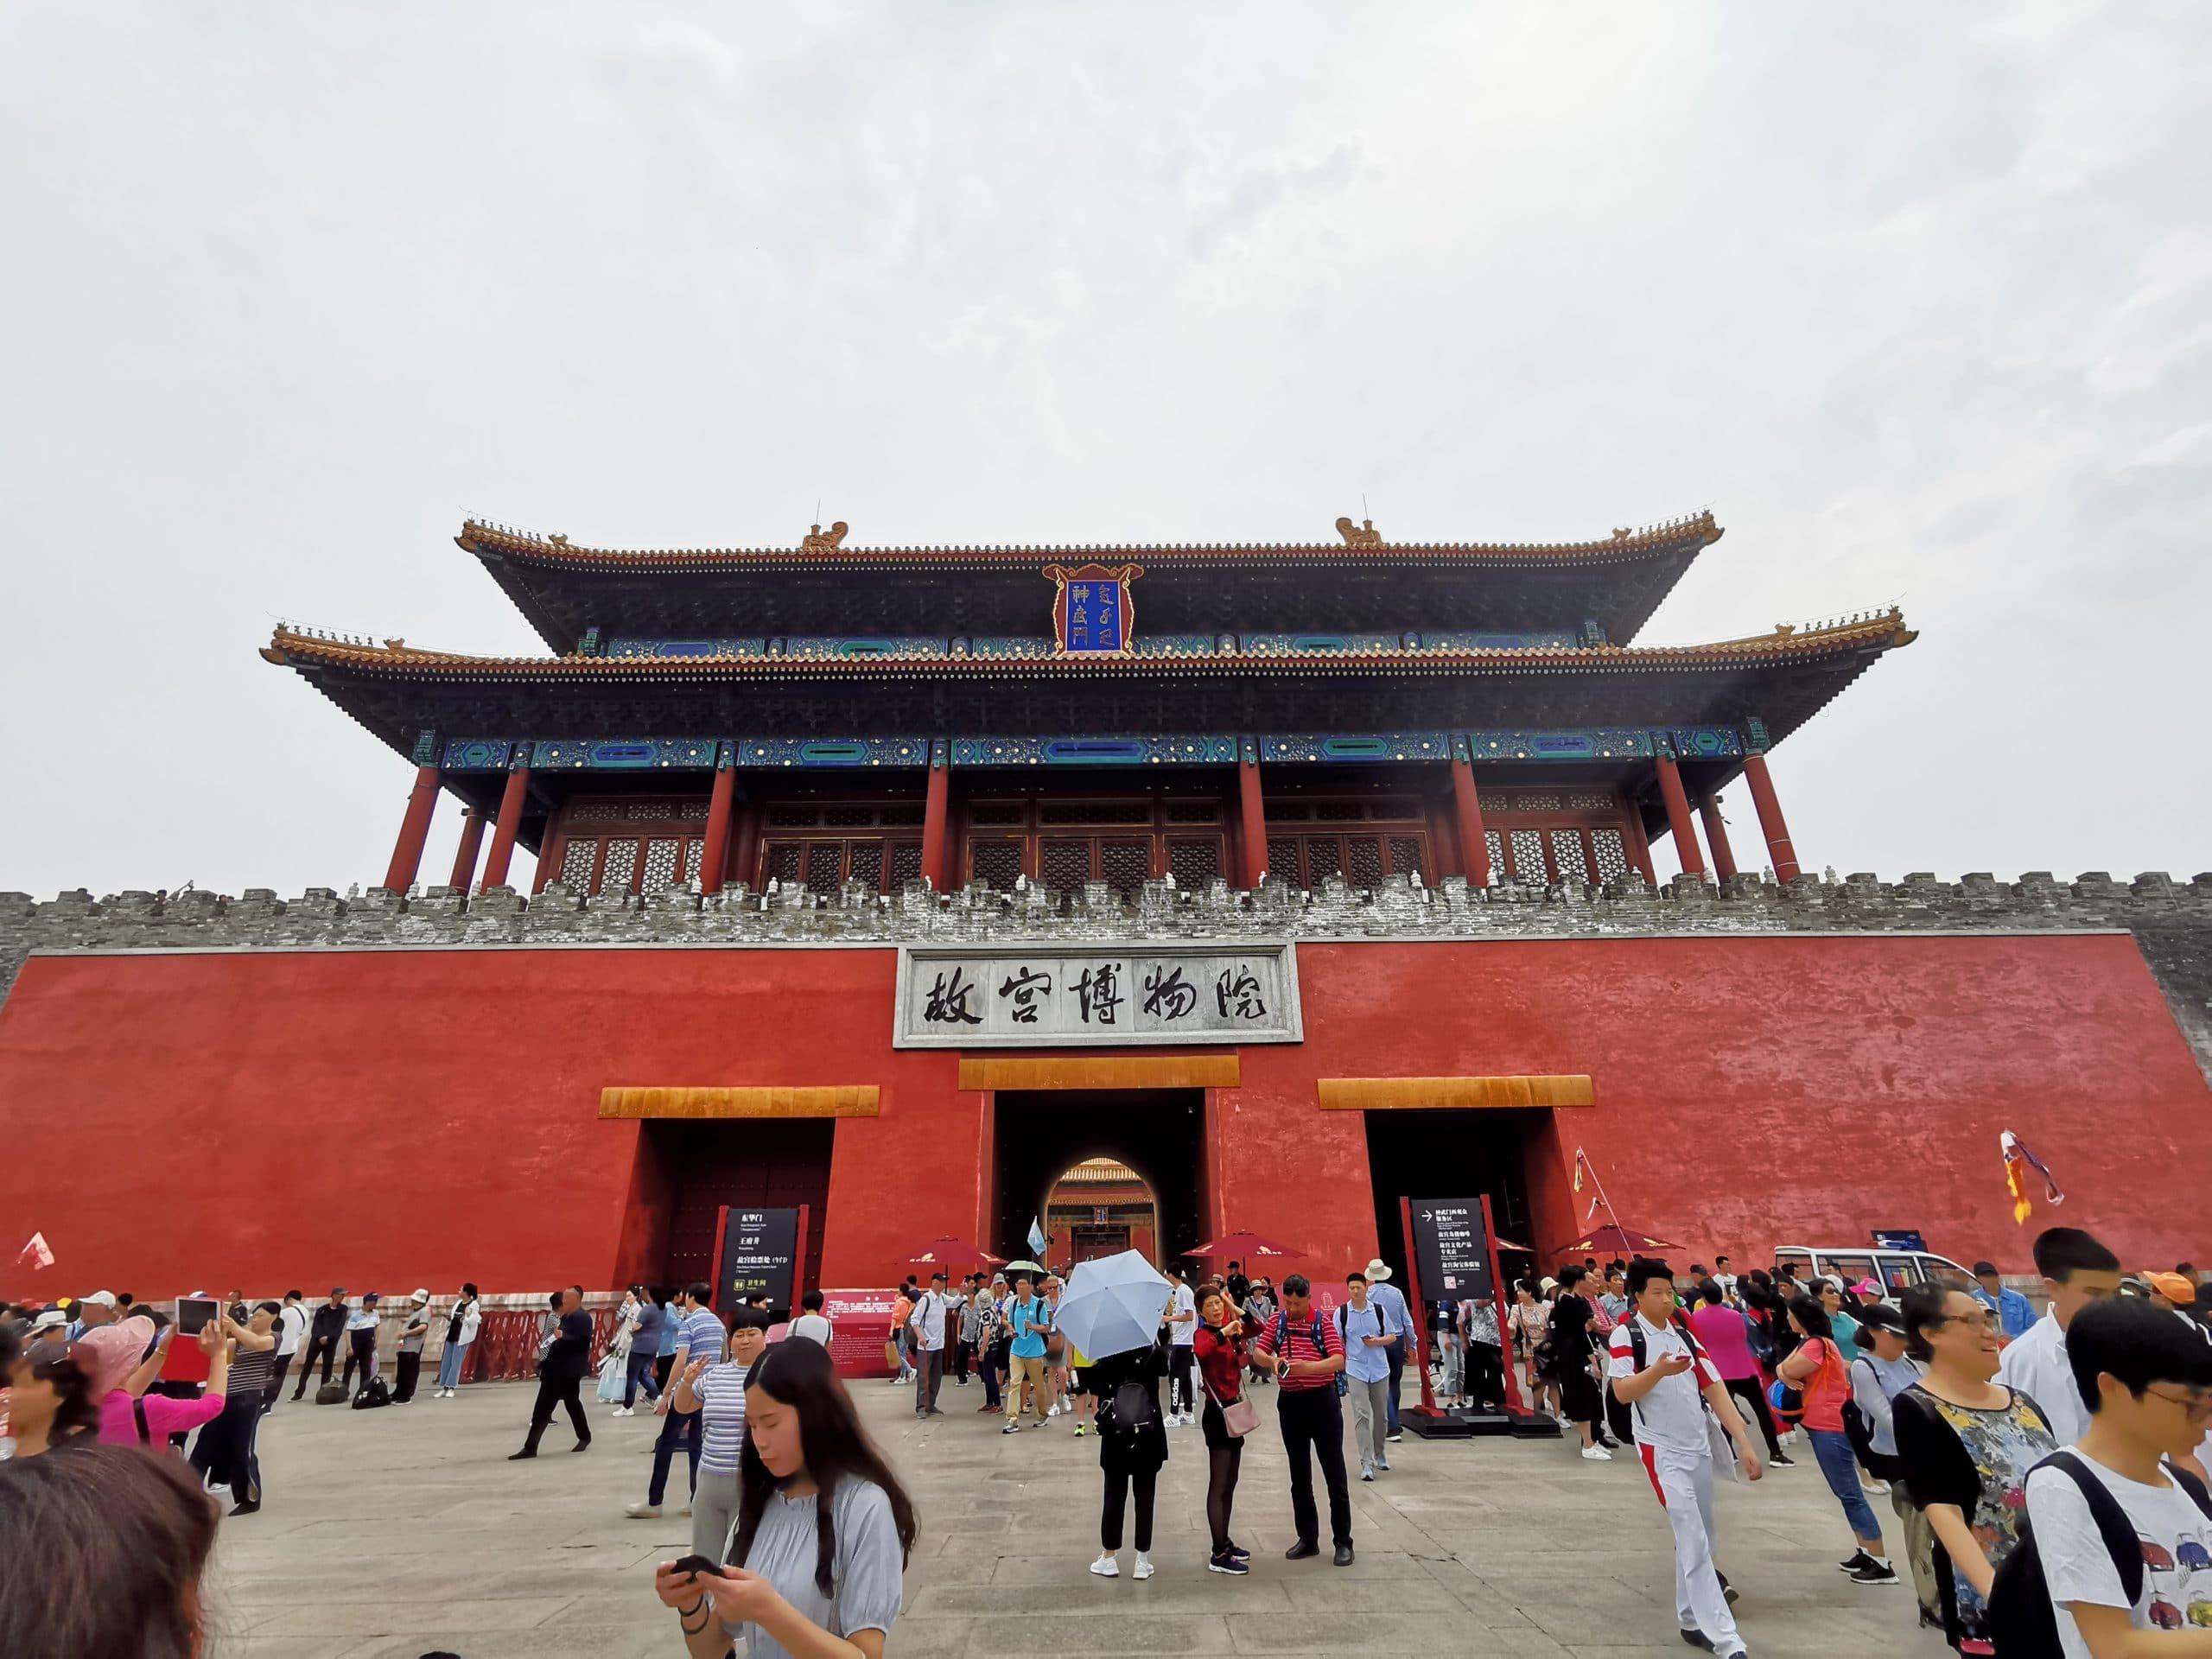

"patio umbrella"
[904,1236,1004,1268]
[1054,1249,1173,1363]
[999,1259,1046,1278]
[1554,1223,1678,1258]
[1184,1229,1302,1259]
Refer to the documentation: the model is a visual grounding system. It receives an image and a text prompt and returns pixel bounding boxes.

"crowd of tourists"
[8,1230,2212,1657]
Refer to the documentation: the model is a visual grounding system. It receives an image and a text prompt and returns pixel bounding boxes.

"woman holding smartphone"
[1193,1287,1254,1575]
[652,1337,915,1658]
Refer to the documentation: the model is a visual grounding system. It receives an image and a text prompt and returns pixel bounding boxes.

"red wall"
[0,932,2202,1302]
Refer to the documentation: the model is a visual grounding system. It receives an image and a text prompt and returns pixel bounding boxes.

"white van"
[1770,1243,1980,1300]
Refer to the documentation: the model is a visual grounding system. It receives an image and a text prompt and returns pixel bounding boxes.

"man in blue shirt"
[1363,1258,1411,1440]
[1001,1273,1052,1432]
[1970,1261,2037,1340]
[1340,1273,1395,1480]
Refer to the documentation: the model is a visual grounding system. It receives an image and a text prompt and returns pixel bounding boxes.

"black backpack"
[1987,1451,2212,1656]
[351,1375,391,1410]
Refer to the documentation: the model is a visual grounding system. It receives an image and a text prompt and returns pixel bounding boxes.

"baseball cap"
[2145,1272,2197,1305]
[81,1291,118,1309]
[362,1292,381,1304]
[1854,1302,1904,1334]
[1852,1279,1883,1297]
[1972,1262,1999,1278]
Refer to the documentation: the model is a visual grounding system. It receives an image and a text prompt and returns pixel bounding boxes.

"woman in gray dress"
[654,1338,917,1658]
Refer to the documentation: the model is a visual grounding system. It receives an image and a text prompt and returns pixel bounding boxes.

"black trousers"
[1169,1348,1195,1415]
[341,1331,377,1390]
[292,1332,340,1395]
[1467,1340,1505,1407]
[1101,1465,1158,1552]
[1278,1387,1353,1548]
[265,1354,292,1410]
[190,1402,263,1504]
[1723,1375,1783,1459]
[953,1338,974,1380]
[523,1374,590,1451]
[392,1351,423,1403]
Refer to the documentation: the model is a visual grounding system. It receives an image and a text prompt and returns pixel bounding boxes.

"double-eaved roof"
[264,511,1914,772]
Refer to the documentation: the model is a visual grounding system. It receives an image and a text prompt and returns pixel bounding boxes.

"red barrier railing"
[464,1307,621,1382]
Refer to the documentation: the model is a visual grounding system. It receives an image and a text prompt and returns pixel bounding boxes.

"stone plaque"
[893,942,1301,1048]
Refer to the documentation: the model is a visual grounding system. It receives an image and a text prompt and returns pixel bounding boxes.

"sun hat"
[74,1315,157,1395]
[1363,1258,1394,1282]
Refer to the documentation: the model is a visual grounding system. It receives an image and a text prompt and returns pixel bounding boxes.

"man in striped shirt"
[1250,1273,1354,1566]
[627,1281,726,1520]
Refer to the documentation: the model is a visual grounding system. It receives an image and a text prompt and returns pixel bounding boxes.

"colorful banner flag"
[16,1231,54,1271]
[2000,1130,2066,1226]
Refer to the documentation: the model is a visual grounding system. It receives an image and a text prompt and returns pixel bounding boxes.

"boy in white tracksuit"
[1605,1261,1765,1659]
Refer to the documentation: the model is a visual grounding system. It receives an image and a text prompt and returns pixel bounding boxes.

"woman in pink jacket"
[74,1313,231,1447]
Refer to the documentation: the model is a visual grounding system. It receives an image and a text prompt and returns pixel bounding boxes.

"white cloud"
[0,2,2206,895]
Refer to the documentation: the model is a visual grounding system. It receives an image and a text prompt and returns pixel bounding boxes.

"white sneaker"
[1360,1462,1376,1481]
[1090,1554,1120,1578]
[1133,1554,1154,1581]
[624,1502,662,1518]
[1002,1423,1022,1434]
[1048,1403,1063,1417]
[1581,1445,1613,1461]
[610,1406,629,1417]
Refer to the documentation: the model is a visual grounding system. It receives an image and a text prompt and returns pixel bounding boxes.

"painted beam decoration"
[1045,563,1141,656]
[894,942,1300,1049]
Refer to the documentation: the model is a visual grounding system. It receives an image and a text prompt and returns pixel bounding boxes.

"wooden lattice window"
[544,795,717,898]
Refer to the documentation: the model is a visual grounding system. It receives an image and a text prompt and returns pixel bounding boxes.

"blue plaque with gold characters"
[1044,563,1142,656]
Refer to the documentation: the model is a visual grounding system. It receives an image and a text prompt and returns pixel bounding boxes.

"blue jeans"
[1808,1427,1883,1543]
[648,1408,702,1507]
[623,1350,661,1408]
[437,1341,469,1389]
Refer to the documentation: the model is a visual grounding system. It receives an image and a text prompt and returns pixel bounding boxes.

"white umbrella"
[1054,1250,1173,1362]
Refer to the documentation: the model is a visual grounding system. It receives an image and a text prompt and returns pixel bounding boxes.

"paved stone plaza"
[200,1372,1954,1658]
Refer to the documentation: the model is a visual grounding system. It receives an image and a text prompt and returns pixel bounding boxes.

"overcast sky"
[3,4,2206,900]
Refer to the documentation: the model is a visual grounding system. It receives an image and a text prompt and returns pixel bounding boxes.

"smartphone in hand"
[671,1554,726,1581]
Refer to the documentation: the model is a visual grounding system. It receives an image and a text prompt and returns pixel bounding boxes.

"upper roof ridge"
[455,508,1722,565]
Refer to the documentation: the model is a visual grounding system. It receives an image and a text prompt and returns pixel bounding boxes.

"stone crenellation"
[4,868,2209,1080]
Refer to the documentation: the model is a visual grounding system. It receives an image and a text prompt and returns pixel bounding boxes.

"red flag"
[2000,1131,2065,1226]
[16,1231,54,1271]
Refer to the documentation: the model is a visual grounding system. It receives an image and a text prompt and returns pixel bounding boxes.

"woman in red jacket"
[1193,1288,1255,1577]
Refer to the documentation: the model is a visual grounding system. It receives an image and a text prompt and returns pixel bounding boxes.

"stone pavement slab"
[201,1375,1954,1657]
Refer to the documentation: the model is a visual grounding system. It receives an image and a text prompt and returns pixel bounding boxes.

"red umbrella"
[904,1236,1004,1268]
[1185,1230,1303,1258]
[1553,1223,1678,1258]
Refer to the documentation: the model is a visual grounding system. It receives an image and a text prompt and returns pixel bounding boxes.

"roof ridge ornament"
[1335,516,1382,547]
[800,520,849,554]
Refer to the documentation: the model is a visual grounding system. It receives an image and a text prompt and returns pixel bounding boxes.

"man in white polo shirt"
[1607,1258,1764,1659]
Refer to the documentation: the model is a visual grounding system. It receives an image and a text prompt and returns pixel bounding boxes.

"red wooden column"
[1652,754,1707,880]
[1742,753,1802,883]
[698,746,737,896]
[1699,794,1738,883]
[1236,738,1268,888]
[919,740,951,889]
[382,765,443,893]
[447,809,487,891]
[479,762,532,892]
[1448,739,1492,887]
